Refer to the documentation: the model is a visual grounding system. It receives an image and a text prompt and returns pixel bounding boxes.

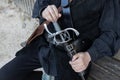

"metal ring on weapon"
[64,28,80,36]
[54,31,72,45]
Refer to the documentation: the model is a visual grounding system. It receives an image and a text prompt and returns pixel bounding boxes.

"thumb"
[72,54,79,61]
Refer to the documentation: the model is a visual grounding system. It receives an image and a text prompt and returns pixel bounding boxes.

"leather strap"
[26,21,49,44]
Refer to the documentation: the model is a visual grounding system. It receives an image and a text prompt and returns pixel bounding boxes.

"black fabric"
[114,38,120,53]
[87,0,119,61]
[0,0,119,80]
[25,71,43,80]
[38,45,57,76]
[0,47,42,80]
[0,36,45,80]
[33,0,118,61]
[114,0,120,53]
[70,0,102,40]
[31,0,119,79]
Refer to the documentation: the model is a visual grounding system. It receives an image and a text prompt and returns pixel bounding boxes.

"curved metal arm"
[43,23,80,45]
[44,24,52,35]
[64,28,80,36]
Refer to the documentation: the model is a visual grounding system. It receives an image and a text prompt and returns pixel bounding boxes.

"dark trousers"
[0,36,90,80]
[0,36,44,80]
[0,50,42,80]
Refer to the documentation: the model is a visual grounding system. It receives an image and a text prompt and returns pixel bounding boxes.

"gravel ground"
[0,1,39,68]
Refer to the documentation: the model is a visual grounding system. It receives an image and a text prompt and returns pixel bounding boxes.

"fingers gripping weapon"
[44,22,86,80]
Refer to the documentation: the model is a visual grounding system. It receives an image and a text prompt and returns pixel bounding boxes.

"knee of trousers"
[0,74,20,80]
[0,70,14,80]
[0,74,9,80]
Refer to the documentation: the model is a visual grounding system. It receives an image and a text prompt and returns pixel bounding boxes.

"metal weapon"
[44,22,86,80]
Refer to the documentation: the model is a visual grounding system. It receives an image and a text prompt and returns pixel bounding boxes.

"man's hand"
[69,52,91,72]
[42,5,61,22]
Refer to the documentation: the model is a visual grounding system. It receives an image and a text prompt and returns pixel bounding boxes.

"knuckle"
[47,5,52,9]
[82,65,86,69]
[51,5,55,7]
[47,7,50,10]
[81,62,84,65]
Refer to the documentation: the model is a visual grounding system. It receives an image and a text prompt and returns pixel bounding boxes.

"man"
[0,0,119,80]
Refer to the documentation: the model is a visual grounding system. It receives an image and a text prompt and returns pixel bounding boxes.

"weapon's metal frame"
[44,22,85,80]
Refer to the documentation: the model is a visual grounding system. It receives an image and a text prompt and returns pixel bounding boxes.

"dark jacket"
[31,1,119,80]
[32,0,119,61]
[114,0,120,53]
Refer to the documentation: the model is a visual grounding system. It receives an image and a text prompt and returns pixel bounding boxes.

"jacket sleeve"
[32,0,60,24]
[32,0,49,24]
[87,0,119,61]
[114,0,120,53]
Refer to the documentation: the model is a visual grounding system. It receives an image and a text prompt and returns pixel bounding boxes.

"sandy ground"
[0,1,39,68]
